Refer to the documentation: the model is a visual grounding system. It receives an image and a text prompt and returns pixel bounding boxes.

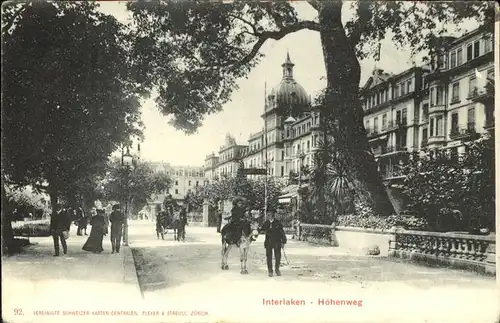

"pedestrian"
[179,206,188,240]
[50,207,71,256]
[109,204,125,253]
[82,208,106,254]
[260,209,287,277]
[76,207,87,236]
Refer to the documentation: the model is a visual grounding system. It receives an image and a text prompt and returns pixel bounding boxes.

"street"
[128,221,498,323]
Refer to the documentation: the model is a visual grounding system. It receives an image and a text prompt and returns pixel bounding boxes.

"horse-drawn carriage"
[156,210,185,241]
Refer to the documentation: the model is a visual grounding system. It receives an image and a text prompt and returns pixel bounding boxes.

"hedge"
[336,214,429,231]
[12,220,51,237]
[300,225,332,243]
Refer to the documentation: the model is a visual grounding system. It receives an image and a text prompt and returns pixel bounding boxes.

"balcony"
[379,145,407,156]
[384,120,407,132]
[429,104,445,115]
[449,123,477,141]
[428,135,446,145]
[469,85,494,105]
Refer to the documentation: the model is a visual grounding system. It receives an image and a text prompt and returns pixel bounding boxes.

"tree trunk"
[49,190,59,217]
[317,2,394,216]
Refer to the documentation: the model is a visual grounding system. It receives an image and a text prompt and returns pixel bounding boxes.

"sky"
[98,2,478,167]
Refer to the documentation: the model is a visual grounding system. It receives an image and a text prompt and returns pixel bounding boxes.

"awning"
[278,197,292,204]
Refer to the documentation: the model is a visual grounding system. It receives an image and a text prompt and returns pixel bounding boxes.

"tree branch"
[227,13,258,35]
[347,1,373,47]
[306,0,321,12]
[225,20,320,72]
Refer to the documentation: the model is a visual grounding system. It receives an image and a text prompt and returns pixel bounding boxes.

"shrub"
[300,225,332,243]
[11,220,51,237]
[336,214,429,231]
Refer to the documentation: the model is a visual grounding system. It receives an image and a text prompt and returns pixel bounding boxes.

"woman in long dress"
[82,208,106,253]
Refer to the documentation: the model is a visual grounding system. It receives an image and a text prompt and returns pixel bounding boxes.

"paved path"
[128,221,499,323]
[2,227,141,323]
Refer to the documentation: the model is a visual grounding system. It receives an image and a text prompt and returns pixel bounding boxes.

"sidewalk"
[2,229,143,323]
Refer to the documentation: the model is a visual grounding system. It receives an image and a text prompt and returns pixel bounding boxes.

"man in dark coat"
[220,197,247,246]
[260,210,287,277]
[50,208,71,256]
[179,206,188,240]
[109,204,125,253]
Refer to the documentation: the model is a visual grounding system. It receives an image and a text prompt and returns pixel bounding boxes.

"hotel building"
[204,53,323,184]
[362,26,494,184]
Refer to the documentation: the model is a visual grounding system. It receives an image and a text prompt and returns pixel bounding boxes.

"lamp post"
[297,149,306,212]
[122,147,133,246]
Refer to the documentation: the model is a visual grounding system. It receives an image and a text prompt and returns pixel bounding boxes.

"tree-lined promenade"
[1,1,496,255]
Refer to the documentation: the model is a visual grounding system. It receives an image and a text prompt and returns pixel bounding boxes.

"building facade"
[150,162,207,201]
[204,53,323,184]
[362,26,494,183]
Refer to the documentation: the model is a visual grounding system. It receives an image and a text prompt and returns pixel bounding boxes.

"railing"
[449,123,476,140]
[429,104,445,114]
[384,145,407,153]
[389,228,495,274]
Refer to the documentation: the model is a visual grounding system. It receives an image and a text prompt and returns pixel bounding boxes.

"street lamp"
[297,149,306,211]
[122,147,133,246]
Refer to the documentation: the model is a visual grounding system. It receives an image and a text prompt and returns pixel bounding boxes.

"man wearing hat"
[109,204,125,253]
[220,196,247,246]
[260,209,287,277]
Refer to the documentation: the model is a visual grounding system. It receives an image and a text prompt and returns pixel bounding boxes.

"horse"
[220,216,260,274]
[169,214,182,242]
[156,211,168,240]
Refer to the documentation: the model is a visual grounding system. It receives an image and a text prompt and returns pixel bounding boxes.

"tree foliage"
[401,134,495,232]
[101,159,172,215]
[2,1,145,212]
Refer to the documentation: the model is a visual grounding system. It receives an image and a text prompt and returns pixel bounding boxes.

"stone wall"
[297,223,496,275]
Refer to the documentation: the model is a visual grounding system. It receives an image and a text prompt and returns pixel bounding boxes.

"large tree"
[2,2,146,214]
[102,159,172,216]
[127,1,495,216]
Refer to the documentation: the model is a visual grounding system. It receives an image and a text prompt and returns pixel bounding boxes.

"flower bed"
[11,220,51,237]
[336,214,429,231]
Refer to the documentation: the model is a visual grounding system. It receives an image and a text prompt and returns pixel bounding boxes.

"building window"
[440,54,446,69]
[466,44,473,61]
[451,82,460,102]
[468,77,477,96]
[175,189,179,194]
[430,118,434,136]
[382,114,387,129]
[374,117,378,132]
[175,180,178,186]
[484,36,492,53]
[451,112,459,134]
[196,181,199,186]
[457,48,462,65]
[468,107,475,130]
[450,51,457,68]
[422,103,429,121]
[436,116,443,136]
[394,85,399,98]
[430,88,435,105]
[473,40,480,58]
[407,79,412,93]
[402,108,407,125]
[281,166,284,177]
[188,180,191,186]
[436,87,444,105]
[400,82,406,96]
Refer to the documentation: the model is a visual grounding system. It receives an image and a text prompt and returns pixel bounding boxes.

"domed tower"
[265,52,311,118]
